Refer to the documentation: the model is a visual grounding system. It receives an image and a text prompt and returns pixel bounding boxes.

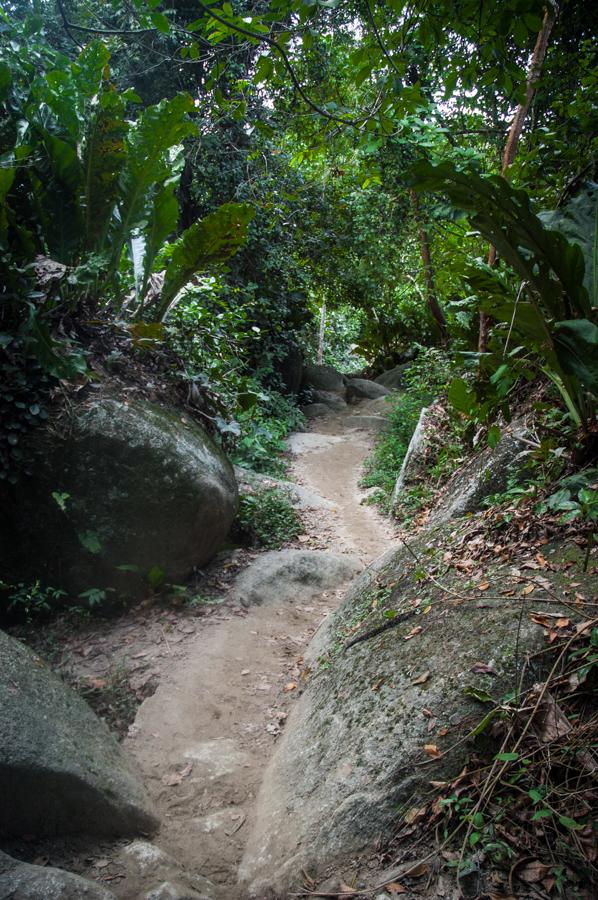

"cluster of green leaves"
[234,486,303,549]
[416,164,598,434]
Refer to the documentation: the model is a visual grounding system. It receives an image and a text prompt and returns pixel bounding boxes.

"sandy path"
[122,407,394,898]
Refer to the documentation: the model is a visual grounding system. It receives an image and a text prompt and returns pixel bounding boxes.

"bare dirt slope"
[120,407,394,898]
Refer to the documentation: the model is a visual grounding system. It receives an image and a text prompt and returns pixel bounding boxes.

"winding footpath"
[121,403,393,899]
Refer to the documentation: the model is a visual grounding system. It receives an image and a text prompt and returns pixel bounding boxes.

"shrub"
[235,487,304,549]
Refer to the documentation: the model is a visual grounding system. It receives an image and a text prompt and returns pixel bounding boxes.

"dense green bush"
[235,487,304,549]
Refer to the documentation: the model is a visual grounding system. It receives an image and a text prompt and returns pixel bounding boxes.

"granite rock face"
[0,630,158,838]
[0,395,238,599]
[0,852,117,900]
[240,535,549,896]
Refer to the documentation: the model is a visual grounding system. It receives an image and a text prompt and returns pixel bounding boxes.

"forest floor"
[6,398,397,899]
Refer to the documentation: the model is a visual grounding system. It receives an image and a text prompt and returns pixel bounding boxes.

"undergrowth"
[361,348,460,514]
[234,486,304,549]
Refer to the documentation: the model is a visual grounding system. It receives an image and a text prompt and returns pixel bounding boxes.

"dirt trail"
[121,405,394,898]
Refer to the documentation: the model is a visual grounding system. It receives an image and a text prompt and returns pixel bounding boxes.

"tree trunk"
[317,301,326,364]
[409,189,448,346]
[478,4,556,351]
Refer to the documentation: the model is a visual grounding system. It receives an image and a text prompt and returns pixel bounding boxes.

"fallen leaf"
[283,682,297,693]
[521,584,535,595]
[518,859,551,883]
[241,669,250,676]
[470,662,497,675]
[422,707,434,718]
[404,806,427,825]
[477,581,490,591]
[403,625,423,641]
[529,687,572,742]
[403,861,429,878]
[372,677,385,692]
[339,884,357,894]
[412,670,430,685]
[437,726,449,737]
[386,883,408,894]
[94,859,110,869]
[536,552,547,567]
[88,678,107,690]
[424,743,443,759]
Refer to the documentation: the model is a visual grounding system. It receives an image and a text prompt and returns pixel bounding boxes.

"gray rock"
[346,415,390,433]
[346,378,390,400]
[300,402,333,419]
[429,420,529,524]
[374,364,410,390]
[239,535,549,895]
[310,390,347,411]
[0,851,116,899]
[145,883,212,900]
[390,405,430,509]
[302,363,346,396]
[118,842,217,900]
[0,630,158,838]
[0,395,238,599]
[234,466,334,510]
[230,550,362,606]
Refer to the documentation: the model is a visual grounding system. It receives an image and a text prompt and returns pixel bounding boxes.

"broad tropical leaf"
[158,203,255,318]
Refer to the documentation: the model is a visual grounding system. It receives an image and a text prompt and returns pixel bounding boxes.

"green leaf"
[78,530,102,554]
[558,815,584,831]
[463,686,494,703]
[448,377,477,415]
[553,319,598,395]
[532,807,553,821]
[113,94,195,270]
[158,203,254,317]
[495,751,519,762]
[82,90,128,253]
[0,60,11,102]
[150,12,171,33]
[471,707,499,736]
[487,425,501,449]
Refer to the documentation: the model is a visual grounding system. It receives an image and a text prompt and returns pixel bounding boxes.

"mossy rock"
[240,527,591,895]
[0,395,238,601]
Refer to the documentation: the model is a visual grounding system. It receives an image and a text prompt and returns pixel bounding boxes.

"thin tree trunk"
[317,301,326,364]
[409,189,448,346]
[478,4,556,351]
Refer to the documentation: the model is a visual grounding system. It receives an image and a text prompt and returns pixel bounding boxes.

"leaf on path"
[339,884,357,894]
[424,743,443,759]
[521,584,535,595]
[241,669,250,675]
[403,625,423,640]
[477,580,490,591]
[372,677,385,692]
[470,661,497,675]
[283,681,297,692]
[386,882,408,894]
[402,861,429,878]
[422,707,434,718]
[412,670,430,685]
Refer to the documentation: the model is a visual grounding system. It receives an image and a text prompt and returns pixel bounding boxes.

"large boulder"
[346,378,390,401]
[374,363,410,390]
[239,533,559,896]
[234,466,334,510]
[0,629,159,837]
[309,390,347,411]
[301,363,346,397]
[300,402,332,419]
[0,394,238,599]
[0,852,116,900]
[429,420,529,524]
[230,550,362,607]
